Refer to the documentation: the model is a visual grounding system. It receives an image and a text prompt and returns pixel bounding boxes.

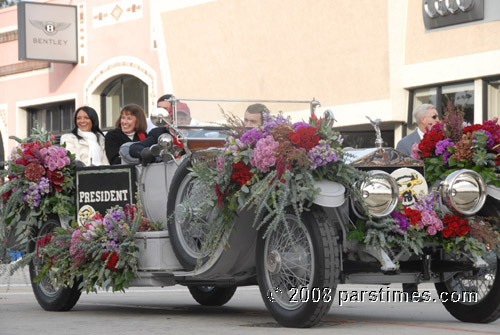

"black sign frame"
[75,165,137,223]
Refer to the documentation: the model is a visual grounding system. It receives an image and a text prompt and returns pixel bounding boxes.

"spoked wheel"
[188,285,237,306]
[29,217,81,311]
[435,250,500,323]
[256,208,339,328]
[167,159,213,270]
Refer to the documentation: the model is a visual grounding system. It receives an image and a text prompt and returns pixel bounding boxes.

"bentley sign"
[17,2,78,64]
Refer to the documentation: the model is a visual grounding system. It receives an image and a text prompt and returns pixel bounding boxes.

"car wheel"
[167,159,212,270]
[256,208,339,328]
[188,285,237,306]
[29,217,81,311]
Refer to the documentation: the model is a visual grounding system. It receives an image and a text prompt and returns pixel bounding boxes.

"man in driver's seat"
[129,102,191,160]
[244,103,269,127]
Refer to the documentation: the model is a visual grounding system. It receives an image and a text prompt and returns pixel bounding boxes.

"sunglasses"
[431,114,439,120]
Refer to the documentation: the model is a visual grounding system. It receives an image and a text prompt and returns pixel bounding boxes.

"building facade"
[1,0,500,157]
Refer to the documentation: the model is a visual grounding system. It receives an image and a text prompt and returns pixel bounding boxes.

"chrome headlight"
[158,133,173,150]
[439,169,487,215]
[150,107,170,126]
[352,170,399,218]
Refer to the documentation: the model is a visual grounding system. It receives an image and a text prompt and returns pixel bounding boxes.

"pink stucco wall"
[0,0,165,152]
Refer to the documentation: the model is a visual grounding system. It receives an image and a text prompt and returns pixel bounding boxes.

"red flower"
[101,251,119,271]
[2,190,12,204]
[448,221,459,232]
[36,233,54,258]
[215,183,229,209]
[24,162,45,181]
[275,156,292,182]
[46,169,65,192]
[457,224,470,237]
[14,158,28,166]
[442,227,452,238]
[124,204,137,222]
[230,161,254,186]
[288,126,320,151]
[418,129,444,158]
[402,206,422,226]
[442,214,470,238]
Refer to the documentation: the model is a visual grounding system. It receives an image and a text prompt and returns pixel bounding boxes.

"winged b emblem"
[30,20,71,36]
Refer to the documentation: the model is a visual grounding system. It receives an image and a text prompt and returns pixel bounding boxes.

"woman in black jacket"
[105,104,147,165]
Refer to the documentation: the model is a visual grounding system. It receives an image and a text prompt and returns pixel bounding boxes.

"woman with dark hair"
[105,104,147,165]
[60,106,109,166]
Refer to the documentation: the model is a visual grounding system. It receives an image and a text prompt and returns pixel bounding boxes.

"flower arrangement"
[35,205,141,292]
[348,191,500,259]
[190,112,361,257]
[412,102,500,186]
[346,103,500,260]
[0,126,75,249]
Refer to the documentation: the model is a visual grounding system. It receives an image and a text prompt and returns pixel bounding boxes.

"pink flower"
[420,211,432,226]
[426,225,437,236]
[250,135,279,173]
[216,155,224,171]
[410,143,421,160]
[44,146,70,171]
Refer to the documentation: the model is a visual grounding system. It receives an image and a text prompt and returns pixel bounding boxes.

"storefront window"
[442,82,474,123]
[410,82,474,128]
[100,75,148,129]
[487,77,500,120]
[27,101,74,136]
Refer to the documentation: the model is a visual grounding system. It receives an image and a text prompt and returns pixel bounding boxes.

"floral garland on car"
[377,192,499,258]
[35,205,144,293]
[411,102,500,186]
[190,112,363,258]
[0,126,75,251]
[348,104,500,259]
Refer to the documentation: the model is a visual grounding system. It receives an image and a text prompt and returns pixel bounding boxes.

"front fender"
[312,180,346,208]
[487,185,500,201]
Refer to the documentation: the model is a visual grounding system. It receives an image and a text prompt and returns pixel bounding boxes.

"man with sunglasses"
[396,104,440,156]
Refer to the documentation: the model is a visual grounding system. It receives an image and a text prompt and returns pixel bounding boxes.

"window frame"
[99,75,148,130]
[26,100,75,137]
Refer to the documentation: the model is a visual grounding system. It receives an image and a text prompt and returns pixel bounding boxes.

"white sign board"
[18,2,78,64]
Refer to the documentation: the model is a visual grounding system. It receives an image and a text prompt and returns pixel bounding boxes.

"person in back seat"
[105,104,147,165]
[129,102,191,160]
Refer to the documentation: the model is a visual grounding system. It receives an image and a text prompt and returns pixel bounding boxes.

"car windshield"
[166,98,320,139]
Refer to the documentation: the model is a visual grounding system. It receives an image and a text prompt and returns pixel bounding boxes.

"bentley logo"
[29,20,71,36]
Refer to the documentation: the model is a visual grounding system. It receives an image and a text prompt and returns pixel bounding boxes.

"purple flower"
[261,114,291,136]
[390,211,410,234]
[293,122,310,130]
[308,140,338,170]
[435,138,454,164]
[23,177,51,209]
[240,128,265,147]
[473,130,494,148]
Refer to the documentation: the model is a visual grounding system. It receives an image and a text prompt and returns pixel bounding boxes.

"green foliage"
[35,206,141,293]
[0,125,76,260]
[187,112,363,265]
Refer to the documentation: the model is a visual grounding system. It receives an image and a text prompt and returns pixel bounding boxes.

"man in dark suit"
[397,104,440,298]
[396,104,440,156]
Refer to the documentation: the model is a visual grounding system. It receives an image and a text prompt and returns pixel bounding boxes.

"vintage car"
[24,97,500,328]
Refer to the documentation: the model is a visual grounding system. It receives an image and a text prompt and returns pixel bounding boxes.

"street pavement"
[1,265,500,335]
